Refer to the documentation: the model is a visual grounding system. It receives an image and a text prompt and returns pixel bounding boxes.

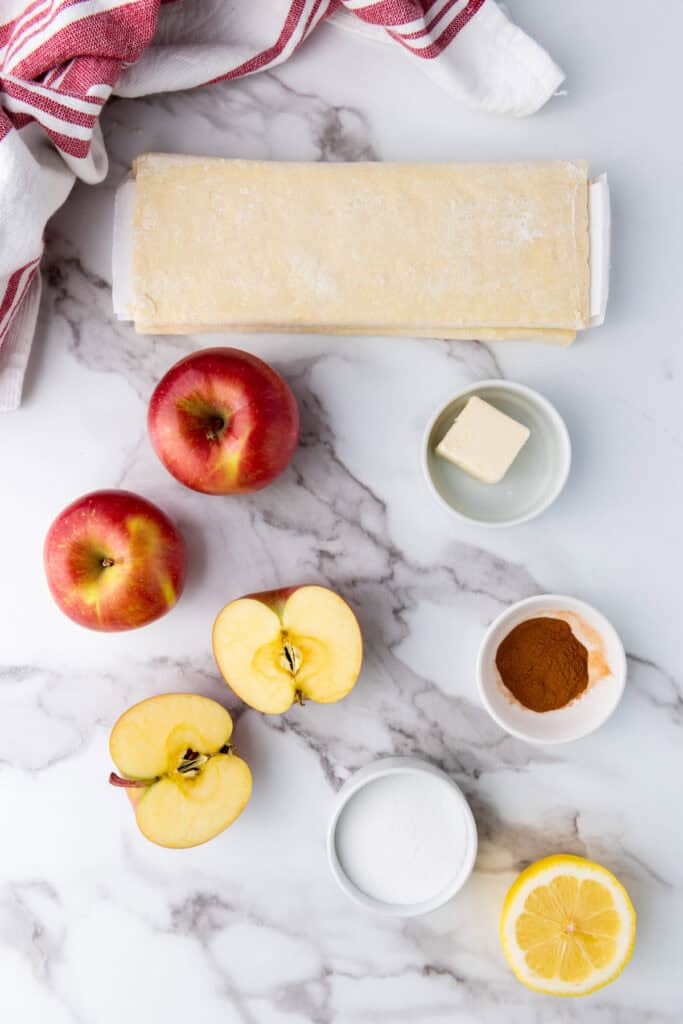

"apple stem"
[205,415,225,441]
[101,557,115,569]
[109,772,150,788]
[294,690,306,706]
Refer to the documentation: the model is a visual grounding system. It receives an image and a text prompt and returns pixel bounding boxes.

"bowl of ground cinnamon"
[476,595,626,743]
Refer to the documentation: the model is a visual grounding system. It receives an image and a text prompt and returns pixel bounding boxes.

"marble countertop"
[2,3,682,1021]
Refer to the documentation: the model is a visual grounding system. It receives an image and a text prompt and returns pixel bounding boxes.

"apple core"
[109,742,231,787]
[280,637,303,676]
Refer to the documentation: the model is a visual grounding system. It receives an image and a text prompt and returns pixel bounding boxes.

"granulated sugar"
[334,771,470,906]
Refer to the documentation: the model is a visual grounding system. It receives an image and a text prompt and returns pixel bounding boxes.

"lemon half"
[500,855,636,997]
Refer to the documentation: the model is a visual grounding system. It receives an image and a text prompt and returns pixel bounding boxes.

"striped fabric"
[0,0,564,410]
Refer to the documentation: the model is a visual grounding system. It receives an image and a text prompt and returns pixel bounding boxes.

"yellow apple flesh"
[212,585,363,713]
[109,693,252,848]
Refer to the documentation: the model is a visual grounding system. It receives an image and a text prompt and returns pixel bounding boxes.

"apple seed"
[176,745,236,776]
[280,638,303,675]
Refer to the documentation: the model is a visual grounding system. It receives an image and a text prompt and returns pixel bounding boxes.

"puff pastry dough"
[129,155,590,343]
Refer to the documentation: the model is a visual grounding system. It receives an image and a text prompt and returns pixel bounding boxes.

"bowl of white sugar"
[327,757,478,916]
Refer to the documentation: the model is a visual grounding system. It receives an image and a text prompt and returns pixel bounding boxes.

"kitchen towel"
[0,0,565,411]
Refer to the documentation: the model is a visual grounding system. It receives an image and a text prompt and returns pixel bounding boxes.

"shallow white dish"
[422,380,571,527]
[327,757,477,917]
[477,594,627,744]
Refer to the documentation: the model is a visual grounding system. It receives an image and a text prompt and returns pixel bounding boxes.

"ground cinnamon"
[495,617,589,712]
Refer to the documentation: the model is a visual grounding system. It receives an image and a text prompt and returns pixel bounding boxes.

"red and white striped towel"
[0,0,564,410]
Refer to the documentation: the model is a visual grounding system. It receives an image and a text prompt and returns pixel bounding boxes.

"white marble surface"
[2,3,683,1021]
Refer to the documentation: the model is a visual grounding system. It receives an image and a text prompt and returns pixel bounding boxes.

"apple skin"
[246,585,298,617]
[44,490,186,632]
[147,347,300,495]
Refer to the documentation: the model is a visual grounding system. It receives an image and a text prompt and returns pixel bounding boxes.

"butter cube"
[435,396,530,484]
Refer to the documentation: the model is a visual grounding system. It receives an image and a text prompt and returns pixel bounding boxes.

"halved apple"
[109,693,252,848]
[212,585,363,714]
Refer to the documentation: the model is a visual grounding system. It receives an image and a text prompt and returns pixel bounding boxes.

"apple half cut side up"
[109,693,252,849]
[212,585,363,714]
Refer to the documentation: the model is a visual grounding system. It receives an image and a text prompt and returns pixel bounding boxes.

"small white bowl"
[422,380,571,527]
[477,594,627,744]
[327,756,477,917]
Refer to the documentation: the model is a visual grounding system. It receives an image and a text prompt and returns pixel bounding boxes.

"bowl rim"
[421,378,572,528]
[476,594,628,745]
[326,756,478,917]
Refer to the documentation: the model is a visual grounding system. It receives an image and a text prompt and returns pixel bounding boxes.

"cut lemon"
[500,854,636,997]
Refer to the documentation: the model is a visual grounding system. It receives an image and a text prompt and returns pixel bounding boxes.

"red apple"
[147,347,300,495]
[44,490,186,631]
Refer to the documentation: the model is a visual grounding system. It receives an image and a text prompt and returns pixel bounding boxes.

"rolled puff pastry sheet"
[126,155,591,343]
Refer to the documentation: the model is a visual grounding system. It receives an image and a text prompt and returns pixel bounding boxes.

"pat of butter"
[435,396,530,484]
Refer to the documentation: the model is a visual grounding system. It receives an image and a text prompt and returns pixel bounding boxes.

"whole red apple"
[147,347,299,495]
[44,490,186,631]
